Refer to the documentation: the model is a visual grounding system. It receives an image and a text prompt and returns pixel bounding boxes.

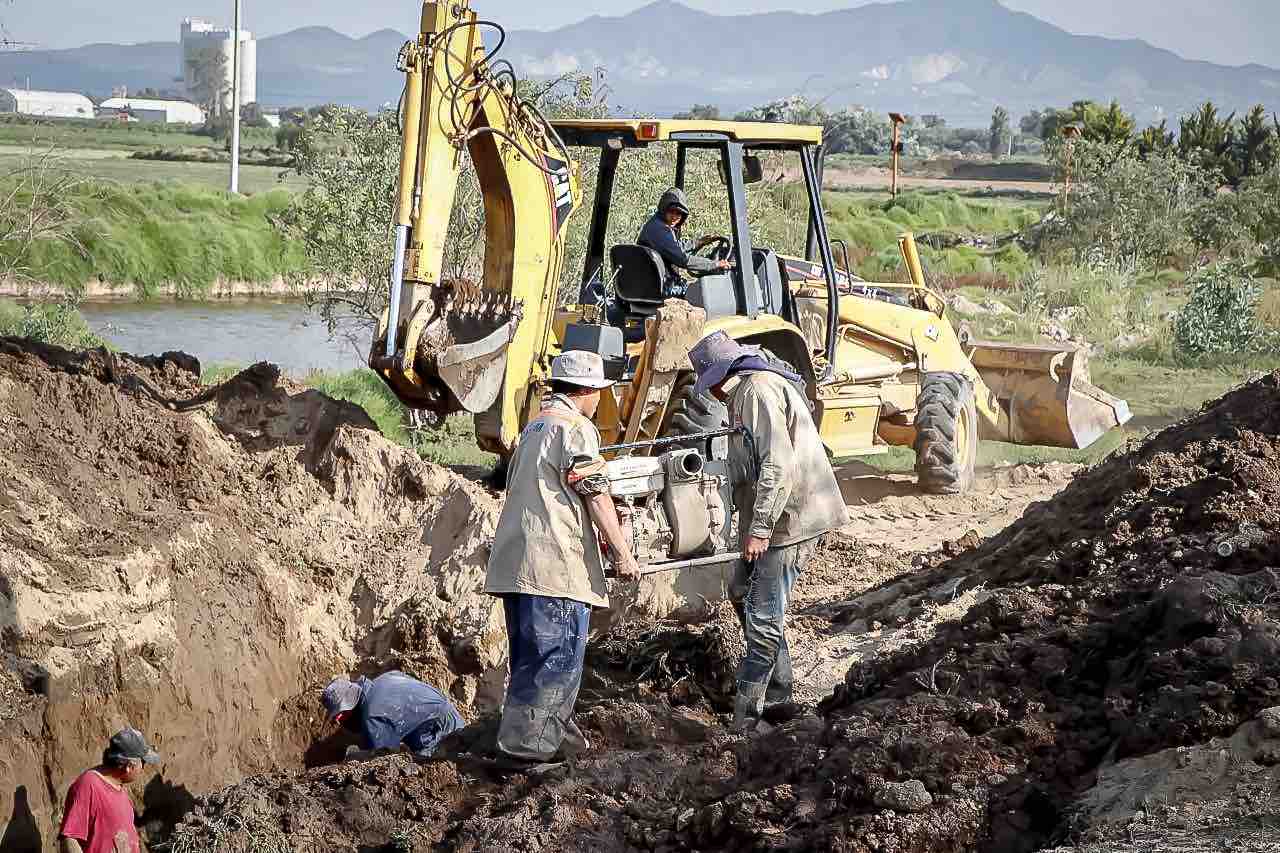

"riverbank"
[0,275,308,300]
[4,182,306,298]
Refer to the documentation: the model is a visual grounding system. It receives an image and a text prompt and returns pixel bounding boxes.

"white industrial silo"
[180,17,257,113]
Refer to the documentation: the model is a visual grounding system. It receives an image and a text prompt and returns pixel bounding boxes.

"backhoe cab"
[370,0,1130,495]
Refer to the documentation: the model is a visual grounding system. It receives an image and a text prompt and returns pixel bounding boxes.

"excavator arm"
[369,0,581,453]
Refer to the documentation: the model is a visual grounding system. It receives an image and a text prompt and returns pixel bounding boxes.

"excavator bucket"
[964,338,1132,449]
[414,281,523,415]
[373,280,522,419]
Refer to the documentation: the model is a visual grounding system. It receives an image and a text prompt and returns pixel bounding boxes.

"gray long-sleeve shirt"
[724,371,849,547]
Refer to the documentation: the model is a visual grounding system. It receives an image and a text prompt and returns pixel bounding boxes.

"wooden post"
[1060,124,1082,211]
[889,112,905,200]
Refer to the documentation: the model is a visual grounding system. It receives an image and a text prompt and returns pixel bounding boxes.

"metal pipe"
[899,232,927,289]
[601,426,744,455]
[229,0,242,195]
[385,225,410,359]
[638,551,738,575]
[848,361,916,383]
[800,147,839,380]
[384,45,425,361]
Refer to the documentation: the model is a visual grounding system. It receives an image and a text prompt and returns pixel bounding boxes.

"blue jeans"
[497,593,590,761]
[730,538,818,706]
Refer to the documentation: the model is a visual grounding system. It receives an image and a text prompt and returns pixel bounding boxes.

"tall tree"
[1235,104,1277,180]
[187,46,230,120]
[1179,101,1237,183]
[989,106,1010,158]
[1091,100,1135,144]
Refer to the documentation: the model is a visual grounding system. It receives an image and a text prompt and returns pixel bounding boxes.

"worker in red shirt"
[58,727,159,853]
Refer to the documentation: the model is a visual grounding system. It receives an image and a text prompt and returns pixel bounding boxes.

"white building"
[180,17,257,114]
[0,88,95,119]
[97,97,205,124]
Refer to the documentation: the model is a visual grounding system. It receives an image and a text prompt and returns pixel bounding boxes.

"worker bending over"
[688,331,847,731]
[321,671,464,758]
[485,351,640,768]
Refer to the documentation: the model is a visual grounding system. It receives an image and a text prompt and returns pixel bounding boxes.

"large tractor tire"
[913,371,978,495]
[662,372,730,458]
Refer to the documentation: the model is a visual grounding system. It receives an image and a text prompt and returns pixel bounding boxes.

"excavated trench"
[2,337,1278,852]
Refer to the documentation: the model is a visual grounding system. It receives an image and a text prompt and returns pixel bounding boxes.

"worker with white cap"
[485,350,640,769]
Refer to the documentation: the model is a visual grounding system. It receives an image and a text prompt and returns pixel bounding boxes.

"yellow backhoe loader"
[370,0,1131,498]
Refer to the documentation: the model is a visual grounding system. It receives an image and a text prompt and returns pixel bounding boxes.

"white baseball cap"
[552,350,614,389]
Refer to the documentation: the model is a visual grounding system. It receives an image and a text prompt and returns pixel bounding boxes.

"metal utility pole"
[229,0,243,194]
[889,112,905,199]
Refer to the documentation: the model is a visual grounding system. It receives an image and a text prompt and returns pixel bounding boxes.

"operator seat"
[609,244,668,343]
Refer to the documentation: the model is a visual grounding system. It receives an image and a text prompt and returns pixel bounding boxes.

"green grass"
[0,116,277,151]
[0,144,304,193]
[201,364,495,468]
[11,182,306,297]
[818,189,1044,281]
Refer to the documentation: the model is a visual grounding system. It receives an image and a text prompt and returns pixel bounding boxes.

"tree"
[1234,104,1277,181]
[1040,100,1134,144]
[673,103,721,120]
[1,147,88,288]
[989,106,1010,158]
[187,46,230,120]
[920,114,946,129]
[1019,109,1048,137]
[1179,101,1237,183]
[1091,100,1135,144]
[1136,120,1175,158]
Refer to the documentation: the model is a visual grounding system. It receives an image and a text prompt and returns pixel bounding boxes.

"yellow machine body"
[371,0,1131,492]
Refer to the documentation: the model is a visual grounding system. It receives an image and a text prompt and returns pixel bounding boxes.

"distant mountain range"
[4,0,1278,126]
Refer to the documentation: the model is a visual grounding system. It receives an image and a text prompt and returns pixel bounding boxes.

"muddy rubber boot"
[731,682,767,733]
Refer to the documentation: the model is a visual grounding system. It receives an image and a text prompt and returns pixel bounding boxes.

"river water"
[80,299,364,375]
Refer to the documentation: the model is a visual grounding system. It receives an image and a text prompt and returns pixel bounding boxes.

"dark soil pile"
[166,373,1280,853]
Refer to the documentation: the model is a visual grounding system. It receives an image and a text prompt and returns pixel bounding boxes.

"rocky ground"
[4,334,1278,852]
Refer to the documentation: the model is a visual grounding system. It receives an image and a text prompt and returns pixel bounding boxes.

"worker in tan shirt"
[485,350,639,769]
[689,331,848,732]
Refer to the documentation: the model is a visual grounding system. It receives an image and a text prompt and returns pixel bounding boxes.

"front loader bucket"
[966,339,1132,449]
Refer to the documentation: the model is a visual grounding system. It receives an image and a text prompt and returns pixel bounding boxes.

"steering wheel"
[697,236,732,262]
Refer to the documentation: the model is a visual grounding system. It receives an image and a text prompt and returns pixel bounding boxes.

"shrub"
[1172,261,1270,359]
[0,298,102,348]
[1049,141,1219,271]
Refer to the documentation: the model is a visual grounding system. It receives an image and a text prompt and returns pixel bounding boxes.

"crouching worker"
[59,727,160,853]
[688,331,847,732]
[485,351,641,769]
[321,671,465,759]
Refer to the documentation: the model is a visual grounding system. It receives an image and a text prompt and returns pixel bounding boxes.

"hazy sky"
[9,0,1279,68]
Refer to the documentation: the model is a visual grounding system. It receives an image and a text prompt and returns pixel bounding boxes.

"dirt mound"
[0,339,506,850]
[164,373,1280,853]
[807,370,1280,851]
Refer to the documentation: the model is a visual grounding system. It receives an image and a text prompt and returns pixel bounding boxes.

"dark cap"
[107,727,160,765]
